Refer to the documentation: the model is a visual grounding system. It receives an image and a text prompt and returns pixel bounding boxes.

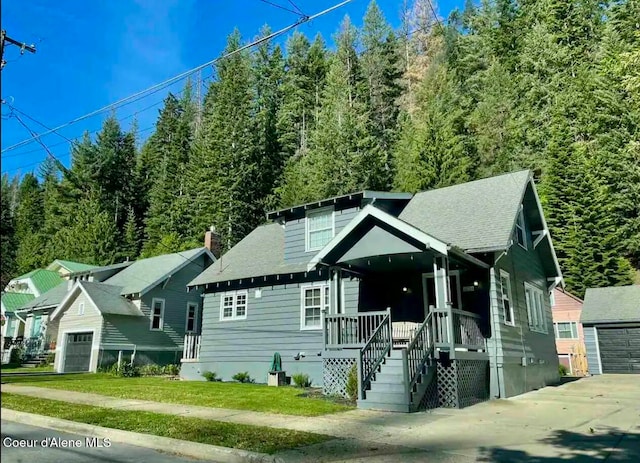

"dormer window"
[306,207,335,252]
[515,206,527,249]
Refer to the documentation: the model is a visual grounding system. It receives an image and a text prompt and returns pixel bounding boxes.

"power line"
[259,0,302,17]
[1,30,36,70]
[2,0,353,155]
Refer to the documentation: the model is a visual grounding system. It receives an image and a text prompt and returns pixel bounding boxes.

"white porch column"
[432,256,450,308]
[24,315,34,338]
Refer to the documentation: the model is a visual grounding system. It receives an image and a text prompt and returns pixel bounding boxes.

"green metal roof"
[581,285,640,324]
[47,259,99,273]
[1,292,35,312]
[12,269,64,295]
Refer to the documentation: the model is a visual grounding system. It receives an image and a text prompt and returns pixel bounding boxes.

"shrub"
[232,371,254,383]
[291,373,312,388]
[559,364,568,376]
[202,371,218,382]
[345,364,358,401]
[9,346,24,365]
[45,352,55,365]
[164,364,180,376]
[139,364,163,376]
[119,363,140,377]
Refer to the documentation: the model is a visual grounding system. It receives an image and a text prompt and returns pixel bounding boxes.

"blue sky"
[1,0,462,177]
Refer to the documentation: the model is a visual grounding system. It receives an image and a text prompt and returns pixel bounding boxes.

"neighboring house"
[184,170,563,412]
[551,288,586,376]
[1,292,33,341]
[581,285,640,375]
[49,248,216,373]
[46,260,99,278]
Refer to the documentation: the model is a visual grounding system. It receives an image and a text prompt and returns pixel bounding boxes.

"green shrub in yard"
[292,373,312,388]
[559,364,568,376]
[139,364,163,376]
[9,346,24,365]
[45,352,55,365]
[232,371,254,383]
[164,364,180,376]
[345,363,358,401]
[202,371,218,382]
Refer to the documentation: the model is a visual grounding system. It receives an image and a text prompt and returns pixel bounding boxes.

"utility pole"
[1,30,36,70]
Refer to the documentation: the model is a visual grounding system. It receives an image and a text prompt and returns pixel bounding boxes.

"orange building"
[551,288,587,376]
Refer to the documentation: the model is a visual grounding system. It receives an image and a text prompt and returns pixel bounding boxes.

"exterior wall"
[100,255,206,358]
[284,206,359,263]
[182,280,328,384]
[490,237,560,398]
[583,325,602,375]
[54,291,103,373]
[552,289,586,375]
[342,277,360,314]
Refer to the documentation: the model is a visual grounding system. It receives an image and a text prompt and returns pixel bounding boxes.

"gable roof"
[9,269,64,296]
[399,170,532,253]
[1,292,35,313]
[104,247,214,296]
[581,285,640,324]
[188,223,308,288]
[47,259,98,274]
[17,282,69,312]
[51,280,144,320]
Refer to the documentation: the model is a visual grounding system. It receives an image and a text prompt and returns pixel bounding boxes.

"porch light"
[473,280,479,287]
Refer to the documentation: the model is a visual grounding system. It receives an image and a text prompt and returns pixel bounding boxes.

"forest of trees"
[1,0,638,298]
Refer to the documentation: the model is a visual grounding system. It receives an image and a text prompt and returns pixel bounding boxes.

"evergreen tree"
[1,174,17,287]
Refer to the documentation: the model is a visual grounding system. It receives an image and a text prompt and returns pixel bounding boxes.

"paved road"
[1,421,210,463]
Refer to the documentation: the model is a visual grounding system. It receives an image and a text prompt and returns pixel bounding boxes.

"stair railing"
[405,310,435,398]
[359,307,391,398]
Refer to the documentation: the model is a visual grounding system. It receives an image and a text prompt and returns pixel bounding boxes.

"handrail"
[359,309,391,397]
[405,311,434,395]
[324,311,389,348]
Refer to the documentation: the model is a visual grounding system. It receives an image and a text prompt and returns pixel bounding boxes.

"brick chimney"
[204,226,221,259]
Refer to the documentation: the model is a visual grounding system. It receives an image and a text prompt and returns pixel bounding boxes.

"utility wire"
[287,0,306,16]
[259,0,302,17]
[2,0,353,154]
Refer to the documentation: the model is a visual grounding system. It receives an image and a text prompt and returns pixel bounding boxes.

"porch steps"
[22,355,48,367]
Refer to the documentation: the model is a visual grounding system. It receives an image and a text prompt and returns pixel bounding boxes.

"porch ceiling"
[340,252,435,273]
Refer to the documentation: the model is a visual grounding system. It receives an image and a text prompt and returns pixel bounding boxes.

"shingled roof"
[17,282,69,312]
[581,285,640,324]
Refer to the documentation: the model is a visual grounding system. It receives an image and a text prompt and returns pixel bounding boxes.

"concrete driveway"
[282,375,640,462]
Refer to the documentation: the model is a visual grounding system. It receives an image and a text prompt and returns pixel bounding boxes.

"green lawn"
[1,364,54,373]
[2,374,354,416]
[1,393,330,454]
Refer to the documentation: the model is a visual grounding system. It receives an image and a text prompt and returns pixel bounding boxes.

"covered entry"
[64,332,93,372]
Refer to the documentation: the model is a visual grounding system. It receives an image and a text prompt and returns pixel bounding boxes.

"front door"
[30,315,42,338]
[64,332,93,372]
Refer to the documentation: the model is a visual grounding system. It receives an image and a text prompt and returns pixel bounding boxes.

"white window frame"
[499,270,515,326]
[78,302,85,316]
[300,283,329,330]
[305,207,335,252]
[554,321,578,339]
[150,298,165,331]
[515,206,527,249]
[524,282,547,333]
[185,302,198,333]
[219,290,248,321]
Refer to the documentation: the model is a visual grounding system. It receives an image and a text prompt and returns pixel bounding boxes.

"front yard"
[0,373,353,416]
[1,364,54,373]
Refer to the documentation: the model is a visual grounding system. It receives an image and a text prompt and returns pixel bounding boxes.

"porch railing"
[359,308,391,398]
[433,307,484,351]
[324,310,389,349]
[405,311,434,397]
[182,333,201,361]
[23,337,46,357]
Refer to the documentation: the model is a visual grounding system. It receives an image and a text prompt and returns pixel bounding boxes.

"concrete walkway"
[2,375,640,462]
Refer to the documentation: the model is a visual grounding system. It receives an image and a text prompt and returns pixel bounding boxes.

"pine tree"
[1,174,17,287]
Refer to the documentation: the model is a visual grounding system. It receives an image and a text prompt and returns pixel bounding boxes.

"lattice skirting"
[323,357,356,398]
[418,359,489,410]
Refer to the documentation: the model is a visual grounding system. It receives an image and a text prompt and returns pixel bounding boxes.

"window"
[78,302,85,316]
[301,284,329,330]
[515,206,527,249]
[524,283,546,333]
[499,270,515,326]
[219,291,248,321]
[306,208,334,251]
[185,302,198,332]
[554,321,578,339]
[150,298,165,331]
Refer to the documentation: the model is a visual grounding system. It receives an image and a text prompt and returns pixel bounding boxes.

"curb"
[1,409,284,463]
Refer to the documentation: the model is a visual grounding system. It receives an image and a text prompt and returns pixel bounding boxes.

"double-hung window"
[515,206,527,249]
[499,270,515,326]
[524,283,546,332]
[150,298,165,331]
[306,208,334,251]
[554,321,578,339]
[301,284,329,330]
[185,302,198,332]
[220,291,248,321]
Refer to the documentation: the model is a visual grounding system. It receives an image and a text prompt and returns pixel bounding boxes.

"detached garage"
[581,285,640,375]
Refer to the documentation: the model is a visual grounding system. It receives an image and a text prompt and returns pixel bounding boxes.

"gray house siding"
[284,206,360,263]
[181,280,328,383]
[342,277,360,314]
[583,325,602,375]
[490,234,560,398]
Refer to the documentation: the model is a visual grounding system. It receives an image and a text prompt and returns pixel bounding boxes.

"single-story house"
[581,285,640,375]
[184,170,563,412]
[551,288,586,376]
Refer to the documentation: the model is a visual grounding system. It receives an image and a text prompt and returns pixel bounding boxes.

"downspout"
[491,241,513,399]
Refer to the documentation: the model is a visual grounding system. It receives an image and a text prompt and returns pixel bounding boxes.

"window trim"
[185,302,198,333]
[554,321,578,339]
[499,270,515,326]
[515,206,527,249]
[300,282,329,331]
[305,207,335,252]
[78,302,85,316]
[150,298,165,331]
[524,282,547,333]
[219,290,248,321]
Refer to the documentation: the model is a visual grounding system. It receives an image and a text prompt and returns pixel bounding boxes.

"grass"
[1,373,354,416]
[1,393,330,454]
[1,364,55,373]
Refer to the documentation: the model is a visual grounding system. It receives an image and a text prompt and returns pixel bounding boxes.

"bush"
[164,364,180,376]
[118,363,140,377]
[202,371,218,382]
[45,352,55,365]
[9,346,24,365]
[345,364,358,401]
[139,364,163,376]
[232,371,254,383]
[291,373,312,388]
[559,364,568,376]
